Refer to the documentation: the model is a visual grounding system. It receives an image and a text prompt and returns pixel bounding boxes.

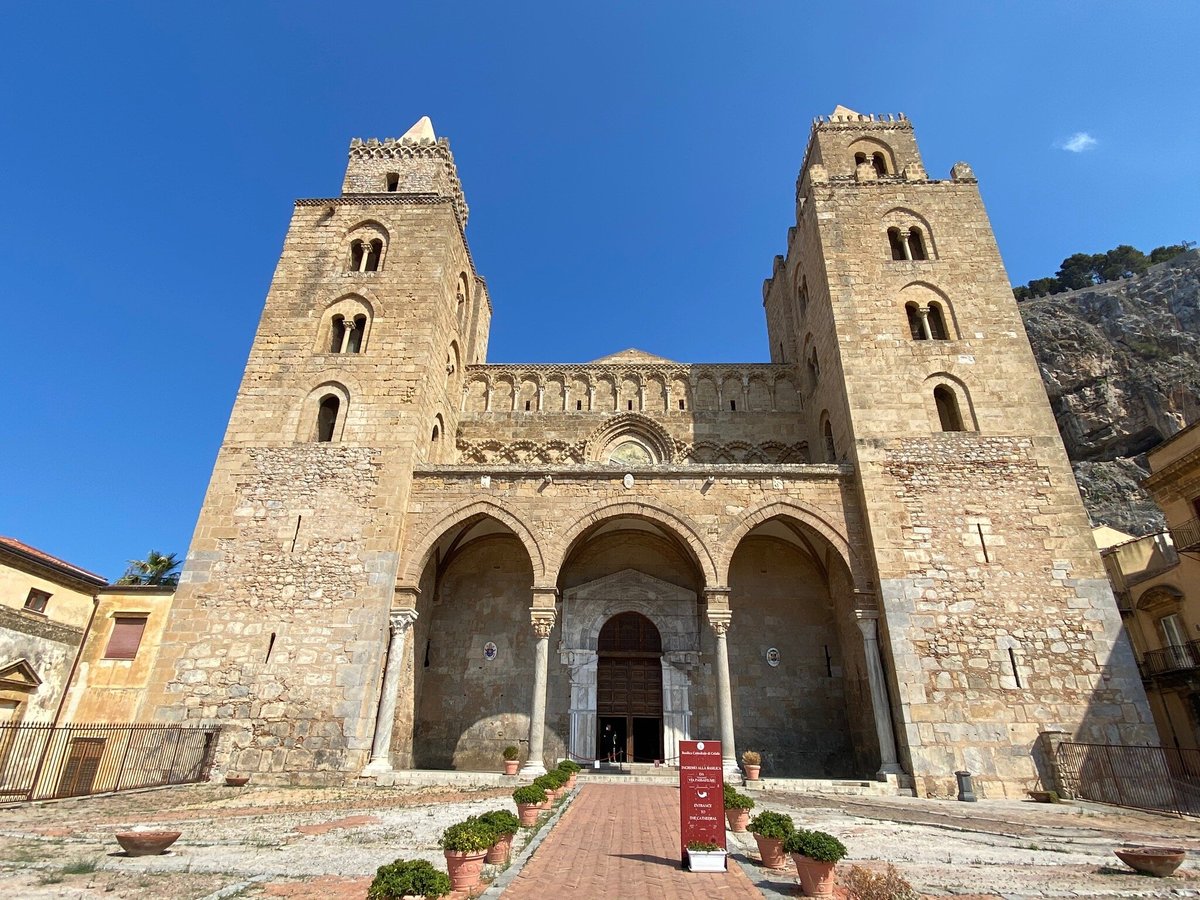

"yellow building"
[0,537,106,723]
[1099,421,1200,750]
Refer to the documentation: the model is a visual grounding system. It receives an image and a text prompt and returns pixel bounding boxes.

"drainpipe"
[51,594,99,727]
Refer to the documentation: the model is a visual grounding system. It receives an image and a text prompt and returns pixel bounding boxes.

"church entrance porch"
[596,612,664,763]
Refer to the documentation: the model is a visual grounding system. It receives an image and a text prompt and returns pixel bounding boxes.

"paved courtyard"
[0,781,1196,898]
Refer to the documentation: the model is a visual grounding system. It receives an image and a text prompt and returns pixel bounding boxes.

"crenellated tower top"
[342,116,469,228]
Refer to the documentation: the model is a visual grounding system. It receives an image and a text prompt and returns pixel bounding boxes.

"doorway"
[596,612,663,763]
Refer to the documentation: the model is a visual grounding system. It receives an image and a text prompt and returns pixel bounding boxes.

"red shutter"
[103,616,147,659]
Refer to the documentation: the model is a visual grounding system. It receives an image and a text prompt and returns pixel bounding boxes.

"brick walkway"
[501,784,763,899]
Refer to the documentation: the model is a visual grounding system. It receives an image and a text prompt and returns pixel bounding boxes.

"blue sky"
[1,2,1196,580]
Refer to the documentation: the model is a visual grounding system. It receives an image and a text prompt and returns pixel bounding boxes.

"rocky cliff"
[1019,250,1200,535]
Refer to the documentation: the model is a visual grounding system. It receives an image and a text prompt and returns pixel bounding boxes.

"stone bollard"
[955,770,977,802]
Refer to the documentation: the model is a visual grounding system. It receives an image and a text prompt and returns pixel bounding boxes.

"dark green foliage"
[686,840,723,851]
[368,859,452,899]
[478,809,520,838]
[747,810,795,839]
[439,818,494,853]
[503,745,520,761]
[723,783,755,810]
[117,551,182,587]
[512,784,546,805]
[784,829,848,863]
[556,759,582,773]
[1011,241,1194,300]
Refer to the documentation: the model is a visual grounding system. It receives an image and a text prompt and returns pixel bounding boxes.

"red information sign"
[679,739,725,865]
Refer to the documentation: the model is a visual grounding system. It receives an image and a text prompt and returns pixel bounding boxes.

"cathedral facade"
[141,108,1155,797]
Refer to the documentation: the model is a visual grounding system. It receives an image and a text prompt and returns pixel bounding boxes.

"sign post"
[678,739,725,869]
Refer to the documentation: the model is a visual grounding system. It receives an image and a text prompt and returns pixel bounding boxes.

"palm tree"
[118,551,182,587]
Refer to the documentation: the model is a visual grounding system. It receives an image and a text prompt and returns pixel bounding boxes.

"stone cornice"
[413,463,851,479]
[464,361,797,379]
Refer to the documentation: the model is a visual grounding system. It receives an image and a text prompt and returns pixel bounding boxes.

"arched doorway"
[597,612,663,763]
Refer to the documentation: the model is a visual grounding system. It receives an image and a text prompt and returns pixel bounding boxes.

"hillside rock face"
[1019,250,1200,535]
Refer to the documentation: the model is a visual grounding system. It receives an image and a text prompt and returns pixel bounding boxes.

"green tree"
[1056,253,1104,290]
[1097,244,1149,281]
[118,551,182,587]
[1149,241,1194,264]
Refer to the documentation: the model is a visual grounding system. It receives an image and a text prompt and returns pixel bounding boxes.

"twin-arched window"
[905,302,949,341]
[854,151,889,176]
[329,314,367,353]
[348,238,384,272]
[888,226,928,261]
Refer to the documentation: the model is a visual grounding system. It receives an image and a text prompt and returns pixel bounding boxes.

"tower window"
[934,386,965,432]
[872,152,888,176]
[385,172,399,192]
[807,349,820,387]
[678,399,685,410]
[576,400,583,411]
[854,152,867,167]
[729,400,736,411]
[823,420,836,463]
[364,239,383,272]
[347,315,366,352]
[887,227,907,261]
[927,303,948,340]
[329,315,347,353]
[907,228,928,261]
[628,400,634,410]
[349,240,365,271]
[525,400,532,411]
[316,395,340,442]
[906,304,924,340]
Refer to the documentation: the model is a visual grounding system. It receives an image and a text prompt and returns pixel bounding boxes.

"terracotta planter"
[503,760,519,776]
[1114,847,1187,877]
[486,832,514,865]
[517,802,541,827]
[744,764,761,781]
[752,833,787,869]
[726,808,750,833]
[225,775,250,787]
[792,854,838,897]
[444,849,487,893]
[565,773,577,789]
[115,830,182,856]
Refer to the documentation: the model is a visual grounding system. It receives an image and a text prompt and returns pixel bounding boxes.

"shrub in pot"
[367,858,452,900]
[742,749,762,781]
[747,810,794,869]
[785,829,848,898]
[512,784,547,826]
[685,839,727,873]
[723,783,755,833]
[478,809,520,865]
[556,759,582,788]
[439,819,493,893]
[534,770,566,800]
[502,745,520,776]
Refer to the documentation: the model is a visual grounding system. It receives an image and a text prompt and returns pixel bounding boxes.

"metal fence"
[0,723,219,802]
[1056,740,1200,817]
[1141,639,1200,678]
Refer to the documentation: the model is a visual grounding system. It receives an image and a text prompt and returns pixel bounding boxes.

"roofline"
[0,539,108,589]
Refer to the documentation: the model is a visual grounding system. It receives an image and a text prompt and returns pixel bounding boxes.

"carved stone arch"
[922,371,978,432]
[584,412,676,465]
[1136,585,1184,612]
[898,281,958,338]
[549,500,719,589]
[317,293,377,354]
[294,378,354,443]
[397,499,547,587]
[880,207,938,260]
[848,136,897,175]
[343,219,390,271]
[717,499,870,597]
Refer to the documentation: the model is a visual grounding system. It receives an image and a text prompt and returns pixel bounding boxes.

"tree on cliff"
[1013,241,1194,300]
[118,550,182,587]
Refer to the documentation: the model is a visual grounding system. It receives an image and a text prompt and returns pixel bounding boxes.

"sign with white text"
[679,739,725,867]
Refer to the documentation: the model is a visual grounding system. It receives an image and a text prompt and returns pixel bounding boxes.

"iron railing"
[1056,740,1200,817]
[0,723,219,802]
[1141,640,1200,678]
[1169,516,1200,554]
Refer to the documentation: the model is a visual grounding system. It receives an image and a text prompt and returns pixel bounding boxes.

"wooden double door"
[596,612,663,763]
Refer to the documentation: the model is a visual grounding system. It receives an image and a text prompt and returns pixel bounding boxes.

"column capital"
[530,607,557,639]
[707,609,732,636]
[703,586,731,606]
[531,585,559,607]
[389,607,418,633]
[394,585,421,606]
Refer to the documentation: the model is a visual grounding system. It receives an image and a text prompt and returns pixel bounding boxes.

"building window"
[329,315,347,353]
[872,152,888,176]
[823,420,836,463]
[906,302,950,340]
[385,172,399,192]
[927,303,948,340]
[103,616,148,660]
[907,227,928,261]
[347,315,366,353]
[316,395,340,442]
[934,386,965,432]
[348,238,384,272]
[888,227,907,261]
[23,589,50,614]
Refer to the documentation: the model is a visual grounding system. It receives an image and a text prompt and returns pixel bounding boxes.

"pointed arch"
[397,499,547,587]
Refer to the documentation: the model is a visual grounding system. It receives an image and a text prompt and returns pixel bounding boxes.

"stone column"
[362,605,418,775]
[705,590,739,777]
[856,612,903,779]
[339,319,357,353]
[916,307,933,341]
[520,597,557,776]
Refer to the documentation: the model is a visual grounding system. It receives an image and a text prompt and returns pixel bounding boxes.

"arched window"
[934,386,965,432]
[854,152,867,167]
[807,348,820,388]
[907,228,928,261]
[316,395,340,442]
[329,315,347,353]
[872,152,888,176]
[823,419,836,463]
[888,227,907,261]
[797,276,809,316]
[348,240,365,272]
[364,239,383,272]
[430,417,442,462]
[385,172,399,192]
[347,315,366,353]
[927,303,948,340]
[905,303,924,340]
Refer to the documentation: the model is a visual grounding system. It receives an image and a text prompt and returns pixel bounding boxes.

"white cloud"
[1058,132,1098,153]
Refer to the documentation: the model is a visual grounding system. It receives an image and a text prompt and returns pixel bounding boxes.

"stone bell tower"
[763,106,1155,796]
[142,117,490,775]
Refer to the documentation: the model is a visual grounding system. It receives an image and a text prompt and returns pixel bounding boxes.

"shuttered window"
[103,616,148,660]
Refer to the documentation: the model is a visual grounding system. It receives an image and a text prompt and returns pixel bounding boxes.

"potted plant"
[742,749,762,781]
[478,809,520,865]
[439,819,493,893]
[723,783,755,833]
[747,810,794,869]
[534,771,565,801]
[686,839,727,873]
[785,829,848,897]
[368,858,452,899]
[556,759,582,789]
[502,745,520,776]
[512,784,547,826]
